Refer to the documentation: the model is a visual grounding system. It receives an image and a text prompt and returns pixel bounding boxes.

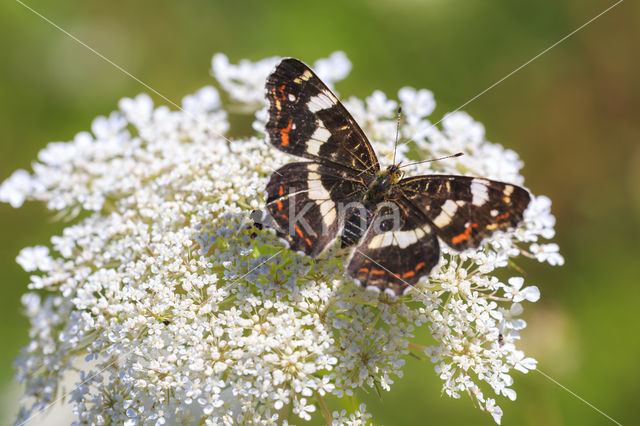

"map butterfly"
[263,58,531,296]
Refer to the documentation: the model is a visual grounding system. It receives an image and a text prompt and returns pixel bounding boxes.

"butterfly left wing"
[398,175,531,251]
[265,58,380,175]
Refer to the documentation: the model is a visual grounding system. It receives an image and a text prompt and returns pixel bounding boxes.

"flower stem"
[316,393,332,425]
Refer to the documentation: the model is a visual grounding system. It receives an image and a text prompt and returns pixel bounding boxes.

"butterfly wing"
[398,175,531,250]
[265,161,368,257]
[346,199,440,296]
[265,58,380,175]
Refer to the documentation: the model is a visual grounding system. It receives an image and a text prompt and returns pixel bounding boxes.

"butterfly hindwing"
[398,175,530,251]
[265,58,380,175]
[347,200,440,296]
[265,161,367,256]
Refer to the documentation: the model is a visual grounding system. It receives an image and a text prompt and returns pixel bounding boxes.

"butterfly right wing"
[346,199,440,296]
[398,175,531,251]
[265,58,380,175]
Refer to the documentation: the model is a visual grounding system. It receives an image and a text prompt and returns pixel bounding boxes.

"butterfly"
[263,58,530,296]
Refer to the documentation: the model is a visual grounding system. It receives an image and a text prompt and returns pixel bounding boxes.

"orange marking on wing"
[294,225,304,238]
[277,84,287,100]
[305,237,313,247]
[276,200,283,211]
[452,222,479,245]
[415,262,426,271]
[496,211,511,221]
[278,185,284,197]
[358,267,368,273]
[280,213,289,221]
[402,270,415,279]
[371,269,385,275]
[280,119,293,147]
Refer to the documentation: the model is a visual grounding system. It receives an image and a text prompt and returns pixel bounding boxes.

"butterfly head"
[374,164,403,188]
[384,163,404,182]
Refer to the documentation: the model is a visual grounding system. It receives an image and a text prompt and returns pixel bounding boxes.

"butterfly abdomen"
[341,208,373,248]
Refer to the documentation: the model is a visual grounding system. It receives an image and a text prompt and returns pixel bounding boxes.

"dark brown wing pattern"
[347,199,440,296]
[265,58,379,175]
[265,161,367,257]
[398,175,530,251]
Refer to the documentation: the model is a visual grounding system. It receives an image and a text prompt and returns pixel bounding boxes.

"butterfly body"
[264,58,531,296]
[363,165,402,207]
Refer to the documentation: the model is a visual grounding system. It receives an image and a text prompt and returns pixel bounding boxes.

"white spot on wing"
[393,230,419,249]
[442,199,458,215]
[382,232,394,247]
[307,126,331,155]
[307,139,323,156]
[367,229,420,249]
[318,200,336,224]
[471,180,489,206]
[307,91,337,113]
[307,167,337,229]
[307,172,330,201]
[433,199,458,227]
[368,234,383,249]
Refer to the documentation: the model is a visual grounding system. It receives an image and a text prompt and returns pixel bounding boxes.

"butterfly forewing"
[265,58,380,175]
[398,175,530,251]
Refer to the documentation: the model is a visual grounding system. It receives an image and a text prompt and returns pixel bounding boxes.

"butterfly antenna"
[399,152,464,169]
[392,105,402,166]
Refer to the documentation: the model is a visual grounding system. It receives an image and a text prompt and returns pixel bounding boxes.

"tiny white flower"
[211,53,280,104]
[366,90,397,119]
[313,51,352,89]
[442,111,485,145]
[530,242,564,265]
[272,387,290,410]
[485,398,503,424]
[0,169,34,208]
[398,87,436,119]
[293,398,316,421]
[119,93,154,126]
[506,277,540,303]
[182,86,221,113]
[16,246,53,272]
[91,111,127,140]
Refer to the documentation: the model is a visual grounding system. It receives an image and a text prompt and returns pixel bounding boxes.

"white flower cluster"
[1,52,562,425]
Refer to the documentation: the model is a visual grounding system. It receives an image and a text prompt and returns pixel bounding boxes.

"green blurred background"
[1,0,638,424]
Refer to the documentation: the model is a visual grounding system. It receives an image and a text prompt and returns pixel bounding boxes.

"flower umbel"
[1,52,562,424]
